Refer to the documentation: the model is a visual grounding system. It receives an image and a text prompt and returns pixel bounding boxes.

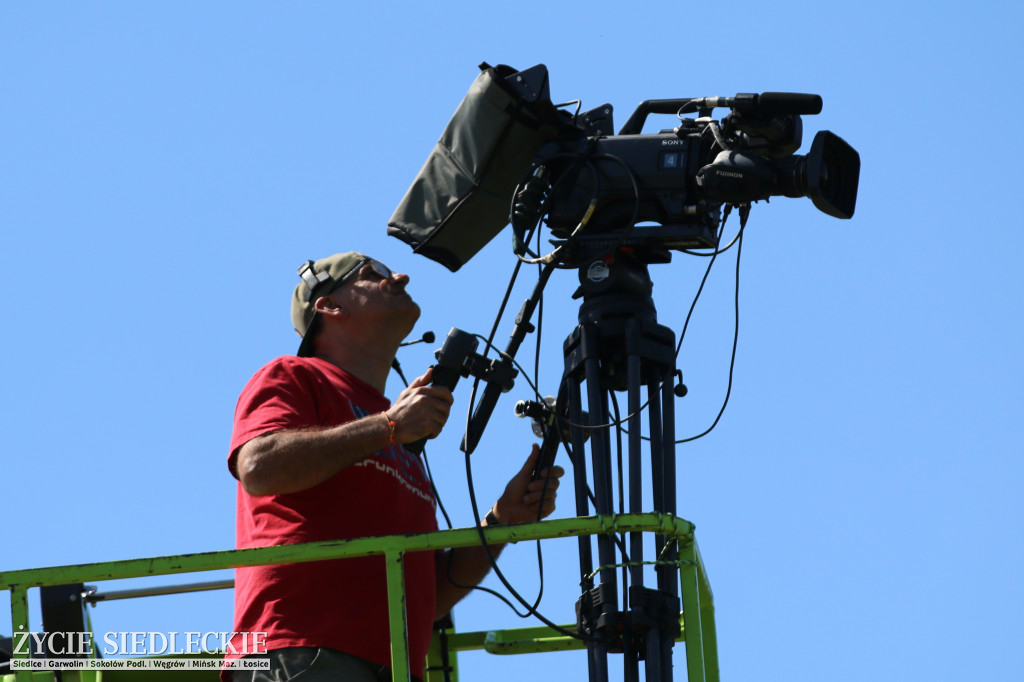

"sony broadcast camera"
[388,62,860,272]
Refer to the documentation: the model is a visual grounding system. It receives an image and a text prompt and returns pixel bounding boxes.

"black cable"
[532,230,549,536]
[677,216,744,444]
[593,208,747,445]
[446,250,643,642]
[679,221,745,257]
[458,445,604,643]
[513,148,642,272]
[549,206,745,445]
[511,154,593,264]
[503,208,731,439]
[435,254,604,642]
[423,447,453,531]
[478,207,739,450]
[552,153,643,271]
[675,210,730,358]
[454,334,629,609]
[392,358,453,530]
[442,393,600,642]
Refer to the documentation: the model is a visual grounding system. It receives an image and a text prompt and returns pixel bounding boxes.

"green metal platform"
[1,514,718,682]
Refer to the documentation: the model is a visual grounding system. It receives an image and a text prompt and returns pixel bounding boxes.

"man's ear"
[314,295,348,318]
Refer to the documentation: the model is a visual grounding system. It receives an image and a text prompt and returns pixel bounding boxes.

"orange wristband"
[383,412,397,444]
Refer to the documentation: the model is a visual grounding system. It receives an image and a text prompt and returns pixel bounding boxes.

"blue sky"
[2,2,1022,681]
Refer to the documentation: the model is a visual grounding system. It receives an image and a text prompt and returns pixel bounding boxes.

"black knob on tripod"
[673,370,688,398]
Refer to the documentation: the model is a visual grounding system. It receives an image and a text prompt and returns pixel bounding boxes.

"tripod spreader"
[576,585,681,653]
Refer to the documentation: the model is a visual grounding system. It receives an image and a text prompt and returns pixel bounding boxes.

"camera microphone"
[691,93,823,116]
[754,92,823,115]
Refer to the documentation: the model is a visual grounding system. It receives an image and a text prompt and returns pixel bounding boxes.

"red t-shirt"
[224,356,438,675]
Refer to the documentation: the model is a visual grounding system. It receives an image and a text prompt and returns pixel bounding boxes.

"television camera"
[388,62,860,272]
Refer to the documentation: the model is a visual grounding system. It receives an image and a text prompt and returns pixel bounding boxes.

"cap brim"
[296,313,318,357]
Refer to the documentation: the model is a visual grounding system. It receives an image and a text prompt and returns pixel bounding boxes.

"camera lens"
[819,156,832,194]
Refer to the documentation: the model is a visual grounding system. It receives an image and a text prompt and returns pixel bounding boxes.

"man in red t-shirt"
[226,252,564,682]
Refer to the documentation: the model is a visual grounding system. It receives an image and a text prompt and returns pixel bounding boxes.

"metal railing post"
[385,549,411,682]
[10,584,31,682]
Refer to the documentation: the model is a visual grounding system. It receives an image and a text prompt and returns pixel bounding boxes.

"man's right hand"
[388,368,454,444]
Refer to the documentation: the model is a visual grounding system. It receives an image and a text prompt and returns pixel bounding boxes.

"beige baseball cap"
[291,252,367,357]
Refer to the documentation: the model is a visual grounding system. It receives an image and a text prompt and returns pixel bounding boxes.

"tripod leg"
[623,351,645,682]
[568,366,610,682]
[658,374,680,677]
[584,353,616,682]
[643,374,673,682]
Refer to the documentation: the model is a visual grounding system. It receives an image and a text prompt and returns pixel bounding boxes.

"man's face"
[334,258,421,335]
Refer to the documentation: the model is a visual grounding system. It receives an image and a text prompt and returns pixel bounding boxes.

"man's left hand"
[489,444,565,524]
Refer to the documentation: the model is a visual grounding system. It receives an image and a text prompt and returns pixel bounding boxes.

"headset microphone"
[392,331,437,384]
[400,331,436,347]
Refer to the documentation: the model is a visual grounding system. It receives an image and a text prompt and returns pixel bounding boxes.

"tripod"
[560,253,681,682]
[457,249,701,682]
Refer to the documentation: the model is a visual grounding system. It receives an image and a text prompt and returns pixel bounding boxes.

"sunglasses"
[337,257,392,289]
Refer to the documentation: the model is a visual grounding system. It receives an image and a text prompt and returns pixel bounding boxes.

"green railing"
[1,514,718,682]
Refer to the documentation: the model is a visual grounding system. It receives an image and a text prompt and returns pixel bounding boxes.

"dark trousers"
[232,647,392,682]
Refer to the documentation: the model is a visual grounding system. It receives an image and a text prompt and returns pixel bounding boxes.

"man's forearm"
[235,413,392,496]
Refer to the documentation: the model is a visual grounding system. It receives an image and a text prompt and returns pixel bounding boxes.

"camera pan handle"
[618,99,695,136]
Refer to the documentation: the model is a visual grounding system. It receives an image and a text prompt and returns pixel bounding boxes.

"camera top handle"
[618,93,824,136]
